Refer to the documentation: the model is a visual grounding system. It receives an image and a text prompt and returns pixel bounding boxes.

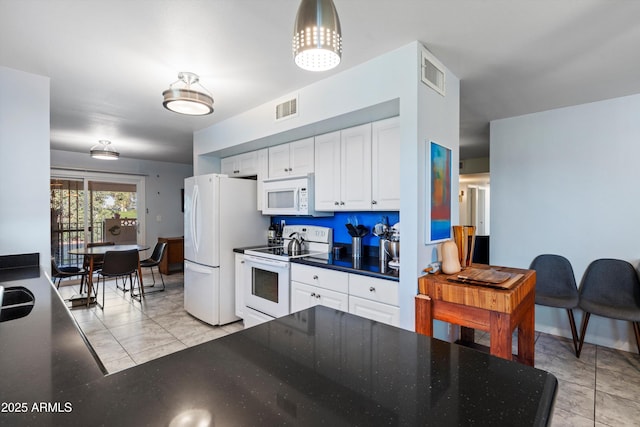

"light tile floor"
[56,272,243,374]
[57,273,640,427]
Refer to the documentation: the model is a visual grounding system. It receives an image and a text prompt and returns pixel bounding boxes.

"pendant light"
[90,140,119,160]
[162,72,214,116]
[292,0,342,72]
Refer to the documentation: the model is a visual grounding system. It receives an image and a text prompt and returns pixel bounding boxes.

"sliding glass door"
[50,170,146,267]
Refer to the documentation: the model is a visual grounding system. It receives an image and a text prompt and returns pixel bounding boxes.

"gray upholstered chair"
[577,258,640,357]
[530,254,580,356]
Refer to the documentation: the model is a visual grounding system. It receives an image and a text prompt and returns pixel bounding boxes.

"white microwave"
[261,174,331,217]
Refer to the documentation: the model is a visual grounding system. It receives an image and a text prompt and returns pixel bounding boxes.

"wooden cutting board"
[447,267,524,290]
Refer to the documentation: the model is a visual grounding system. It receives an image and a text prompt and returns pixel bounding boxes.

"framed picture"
[426,141,452,243]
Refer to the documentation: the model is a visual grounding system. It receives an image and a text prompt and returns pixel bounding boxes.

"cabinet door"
[340,124,372,210]
[371,117,401,210]
[221,156,236,176]
[314,131,341,211]
[290,137,314,176]
[268,144,291,178]
[291,281,319,312]
[256,148,268,210]
[237,151,259,176]
[234,254,245,318]
[349,295,400,327]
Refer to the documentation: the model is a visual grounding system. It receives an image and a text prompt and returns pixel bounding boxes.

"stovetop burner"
[245,246,327,260]
[245,225,333,261]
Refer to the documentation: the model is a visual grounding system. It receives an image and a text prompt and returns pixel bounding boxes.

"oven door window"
[251,267,279,303]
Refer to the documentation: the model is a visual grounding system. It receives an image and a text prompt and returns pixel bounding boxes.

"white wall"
[0,67,50,266]
[491,93,640,351]
[194,42,460,333]
[50,150,192,253]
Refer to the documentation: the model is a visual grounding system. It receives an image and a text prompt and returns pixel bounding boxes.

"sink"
[0,286,35,322]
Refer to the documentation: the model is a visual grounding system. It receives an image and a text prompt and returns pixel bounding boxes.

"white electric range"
[242,225,332,327]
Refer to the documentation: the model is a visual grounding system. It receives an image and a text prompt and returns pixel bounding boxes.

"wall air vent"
[275,95,298,121]
[421,50,445,96]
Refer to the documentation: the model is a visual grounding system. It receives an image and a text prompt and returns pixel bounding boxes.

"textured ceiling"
[2,0,640,164]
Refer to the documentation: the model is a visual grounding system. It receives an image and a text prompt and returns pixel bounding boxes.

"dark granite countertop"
[292,254,400,281]
[0,260,556,426]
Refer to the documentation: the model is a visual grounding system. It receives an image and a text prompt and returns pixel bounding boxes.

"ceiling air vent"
[275,96,298,121]
[421,50,445,96]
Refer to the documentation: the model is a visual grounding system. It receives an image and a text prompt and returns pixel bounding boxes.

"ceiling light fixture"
[292,0,342,72]
[90,140,119,160]
[162,72,214,116]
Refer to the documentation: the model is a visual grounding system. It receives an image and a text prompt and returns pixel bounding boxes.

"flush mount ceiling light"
[90,140,119,160]
[162,72,214,116]
[292,0,342,72]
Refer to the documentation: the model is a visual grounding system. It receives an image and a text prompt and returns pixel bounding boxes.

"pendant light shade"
[292,0,342,72]
[162,72,214,116]
[90,140,119,160]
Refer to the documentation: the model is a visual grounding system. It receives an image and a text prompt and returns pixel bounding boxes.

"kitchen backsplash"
[271,211,399,247]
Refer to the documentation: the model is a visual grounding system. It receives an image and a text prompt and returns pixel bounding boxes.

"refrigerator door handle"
[185,261,215,274]
[192,184,200,254]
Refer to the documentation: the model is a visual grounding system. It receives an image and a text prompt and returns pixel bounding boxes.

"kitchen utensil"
[287,232,304,255]
[355,225,368,237]
[345,223,358,237]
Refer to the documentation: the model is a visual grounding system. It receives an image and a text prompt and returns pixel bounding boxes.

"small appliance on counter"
[387,222,400,270]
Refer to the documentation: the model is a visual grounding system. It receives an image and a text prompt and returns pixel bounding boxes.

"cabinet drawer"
[291,281,348,313]
[348,274,398,306]
[349,296,400,327]
[291,264,348,294]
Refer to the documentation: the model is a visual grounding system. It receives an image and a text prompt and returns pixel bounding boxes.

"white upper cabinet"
[268,138,314,178]
[221,151,260,177]
[315,124,372,211]
[371,117,400,210]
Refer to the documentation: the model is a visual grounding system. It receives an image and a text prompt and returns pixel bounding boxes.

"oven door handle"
[244,254,290,269]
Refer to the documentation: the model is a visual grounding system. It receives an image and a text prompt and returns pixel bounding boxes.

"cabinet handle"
[369,286,376,292]
[284,168,288,172]
[288,168,292,172]
[315,294,321,299]
[313,275,318,280]
[339,201,345,206]
[240,260,245,264]
[334,201,339,206]
[372,200,377,205]
[310,292,316,297]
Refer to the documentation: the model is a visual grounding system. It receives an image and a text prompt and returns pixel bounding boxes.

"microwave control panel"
[299,187,308,209]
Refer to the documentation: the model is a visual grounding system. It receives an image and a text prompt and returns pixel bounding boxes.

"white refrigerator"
[184,174,268,325]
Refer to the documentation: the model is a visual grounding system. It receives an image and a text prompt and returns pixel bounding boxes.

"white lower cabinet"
[348,296,400,327]
[291,281,349,312]
[290,263,399,327]
[234,253,245,318]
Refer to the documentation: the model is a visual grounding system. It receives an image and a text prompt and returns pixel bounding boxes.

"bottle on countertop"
[268,223,276,246]
[275,222,283,246]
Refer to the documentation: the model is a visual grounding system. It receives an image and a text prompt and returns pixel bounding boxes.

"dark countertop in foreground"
[0,267,556,426]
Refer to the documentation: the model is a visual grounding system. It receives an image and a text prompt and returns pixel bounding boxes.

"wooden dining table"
[69,244,149,307]
[416,264,536,366]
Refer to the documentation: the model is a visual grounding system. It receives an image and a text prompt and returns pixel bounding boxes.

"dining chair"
[577,258,640,357]
[529,254,580,356]
[51,257,88,290]
[139,242,167,293]
[95,249,141,307]
[83,241,115,292]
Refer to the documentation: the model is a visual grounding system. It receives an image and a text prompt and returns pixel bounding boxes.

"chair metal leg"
[577,312,591,358]
[566,309,580,357]
[141,266,165,294]
[130,272,143,301]
[633,322,640,354]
